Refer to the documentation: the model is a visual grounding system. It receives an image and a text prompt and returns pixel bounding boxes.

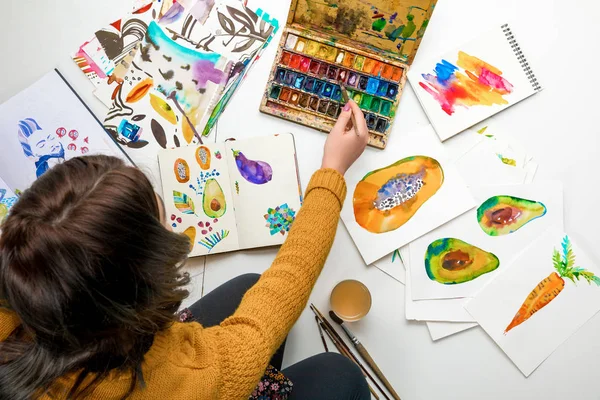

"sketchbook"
[157,134,302,257]
[0,69,132,194]
[408,24,542,141]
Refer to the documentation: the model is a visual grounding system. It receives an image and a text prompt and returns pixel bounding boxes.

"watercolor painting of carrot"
[505,236,600,334]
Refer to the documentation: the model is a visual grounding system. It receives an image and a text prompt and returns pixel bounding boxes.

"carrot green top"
[553,236,600,285]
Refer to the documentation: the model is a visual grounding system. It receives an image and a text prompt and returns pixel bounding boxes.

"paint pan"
[366,78,379,95]
[375,117,388,133]
[363,58,377,74]
[299,93,310,108]
[303,77,316,92]
[366,113,377,130]
[360,94,373,109]
[309,96,319,110]
[347,72,359,87]
[289,54,302,69]
[289,91,300,105]
[314,80,325,95]
[381,64,394,80]
[309,60,321,74]
[380,100,392,116]
[318,63,328,77]
[318,99,329,113]
[327,102,339,117]
[343,53,356,68]
[281,52,292,66]
[318,45,329,59]
[352,92,362,103]
[284,71,297,86]
[305,40,319,56]
[299,57,311,72]
[284,34,298,49]
[327,66,339,80]
[371,61,383,76]
[358,76,369,91]
[295,38,307,53]
[322,83,334,98]
[324,46,337,62]
[391,67,403,81]
[279,87,292,102]
[294,74,306,89]
[276,68,286,82]
[370,97,381,113]
[386,84,399,99]
[353,55,366,71]
[332,86,342,101]
[338,69,348,81]
[335,50,345,64]
[269,85,281,99]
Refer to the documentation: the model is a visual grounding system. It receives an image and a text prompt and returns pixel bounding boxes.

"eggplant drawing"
[232,150,273,185]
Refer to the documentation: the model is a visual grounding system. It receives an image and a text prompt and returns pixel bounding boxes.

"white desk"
[2,1,599,399]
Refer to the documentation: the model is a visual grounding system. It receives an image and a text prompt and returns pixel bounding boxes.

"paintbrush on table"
[314,316,329,352]
[339,83,361,137]
[329,311,401,400]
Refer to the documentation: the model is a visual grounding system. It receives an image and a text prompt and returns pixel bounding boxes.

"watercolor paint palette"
[260,0,438,149]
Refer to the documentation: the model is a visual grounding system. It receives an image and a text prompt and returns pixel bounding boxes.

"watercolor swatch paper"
[157,134,302,257]
[0,70,131,194]
[426,321,478,341]
[409,182,564,301]
[373,249,406,284]
[0,177,18,226]
[465,228,600,376]
[341,125,475,265]
[408,24,542,141]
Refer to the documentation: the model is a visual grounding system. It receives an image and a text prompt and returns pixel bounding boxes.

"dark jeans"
[189,273,370,400]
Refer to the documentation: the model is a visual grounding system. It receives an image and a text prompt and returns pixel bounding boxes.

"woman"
[0,101,370,399]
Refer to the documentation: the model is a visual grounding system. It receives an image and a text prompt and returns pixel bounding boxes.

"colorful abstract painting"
[264,203,296,235]
[353,155,443,234]
[199,229,230,251]
[419,51,514,116]
[477,195,546,236]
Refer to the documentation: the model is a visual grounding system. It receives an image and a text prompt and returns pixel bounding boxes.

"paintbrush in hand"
[339,84,360,137]
[329,311,401,400]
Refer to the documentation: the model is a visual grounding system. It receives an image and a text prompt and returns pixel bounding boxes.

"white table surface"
[2,1,600,399]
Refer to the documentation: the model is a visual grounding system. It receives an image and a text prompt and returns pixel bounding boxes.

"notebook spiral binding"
[501,24,542,91]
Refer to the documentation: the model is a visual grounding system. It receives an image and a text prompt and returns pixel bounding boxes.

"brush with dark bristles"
[329,311,401,400]
[339,83,360,137]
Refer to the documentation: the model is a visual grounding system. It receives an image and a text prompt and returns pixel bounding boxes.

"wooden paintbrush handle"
[356,344,401,400]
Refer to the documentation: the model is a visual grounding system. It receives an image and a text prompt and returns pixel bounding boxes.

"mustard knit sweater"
[0,168,347,399]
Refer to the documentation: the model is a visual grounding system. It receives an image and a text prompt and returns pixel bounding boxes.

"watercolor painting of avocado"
[408,182,564,301]
[465,229,600,377]
[157,134,302,256]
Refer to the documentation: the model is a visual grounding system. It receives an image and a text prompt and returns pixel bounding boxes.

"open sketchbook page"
[158,143,240,256]
[408,25,540,141]
[0,70,130,193]
[225,134,302,250]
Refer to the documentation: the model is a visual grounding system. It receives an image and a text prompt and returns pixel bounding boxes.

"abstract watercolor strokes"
[264,203,296,236]
[353,156,443,233]
[419,52,514,115]
[477,195,546,236]
[425,238,499,285]
[232,150,273,185]
[505,236,600,334]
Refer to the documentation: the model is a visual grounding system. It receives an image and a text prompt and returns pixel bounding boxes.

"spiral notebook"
[408,24,542,141]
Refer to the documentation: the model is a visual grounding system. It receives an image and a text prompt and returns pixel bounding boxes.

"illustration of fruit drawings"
[232,149,273,185]
[353,156,444,234]
[174,158,190,183]
[425,238,499,285]
[196,146,211,170]
[477,195,546,236]
[202,179,226,218]
[505,236,600,334]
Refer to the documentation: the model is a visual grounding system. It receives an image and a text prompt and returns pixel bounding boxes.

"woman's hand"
[321,100,369,175]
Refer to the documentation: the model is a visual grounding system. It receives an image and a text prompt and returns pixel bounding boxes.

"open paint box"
[260,0,438,149]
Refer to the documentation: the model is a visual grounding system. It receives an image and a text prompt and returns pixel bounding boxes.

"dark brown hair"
[0,155,191,399]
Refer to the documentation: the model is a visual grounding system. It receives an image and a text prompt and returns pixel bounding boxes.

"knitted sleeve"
[203,168,347,399]
[0,307,20,341]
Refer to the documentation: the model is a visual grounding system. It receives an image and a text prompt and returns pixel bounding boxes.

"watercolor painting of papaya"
[504,236,600,334]
[419,51,514,116]
[353,155,443,234]
[232,149,273,185]
[477,195,546,236]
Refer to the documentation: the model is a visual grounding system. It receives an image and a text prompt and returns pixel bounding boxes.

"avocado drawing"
[202,179,226,218]
[232,150,273,185]
[425,238,499,284]
[353,156,444,234]
[477,195,546,236]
